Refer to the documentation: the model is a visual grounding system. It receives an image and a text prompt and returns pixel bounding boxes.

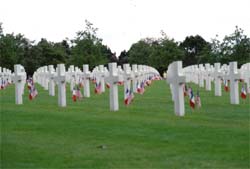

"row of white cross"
[1,65,27,104]
[13,62,160,111]
[166,61,250,116]
[0,67,12,89]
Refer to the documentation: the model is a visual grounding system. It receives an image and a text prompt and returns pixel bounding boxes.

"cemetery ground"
[1,80,249,169]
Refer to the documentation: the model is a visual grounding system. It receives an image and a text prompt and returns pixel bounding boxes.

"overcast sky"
[1,0,249,54]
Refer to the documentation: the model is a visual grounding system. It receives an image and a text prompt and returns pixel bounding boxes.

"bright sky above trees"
[0,0,249,54]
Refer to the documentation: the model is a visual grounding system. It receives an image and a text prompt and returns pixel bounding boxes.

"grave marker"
[105,63,123,111]
[228,62,241,104]
[213,63,223,96]
[48,65,55,96]
[55,64,66,107]
[82,64,91,97]
[166,61,186,116]
[14,64,26,104]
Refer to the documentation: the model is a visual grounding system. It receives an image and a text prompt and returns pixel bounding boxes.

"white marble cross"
[137,65,143,86]
[213,63,223,96]
[166,61,186,116]
[99,65,106,93]
[55,64,67,107]
[105,62,123,111]
[44,66,49,90]
[228,62,241,104]
[205,63,212,91]
[241,63,250,93]
[48,65,56,96]
[123,64,133,99]
[14,64,26,104]
[132,64,139,93]
[68,65,76,91]
[245,64,250,93]
[198,64,205,87]
[82,64,91,97]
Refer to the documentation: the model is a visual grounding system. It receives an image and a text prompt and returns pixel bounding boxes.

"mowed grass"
[0,80,249,169]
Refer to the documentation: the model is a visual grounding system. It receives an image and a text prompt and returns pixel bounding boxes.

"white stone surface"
[123,64,133,99]
[48,65,55,96]
[205,64,212,91]
[55,64,67,107]
[213,63,223,96]
[82,64,91,97]
[228,62,241,104]
[105,63,123,111]
[14,64,26,104]
[166,61,186,116]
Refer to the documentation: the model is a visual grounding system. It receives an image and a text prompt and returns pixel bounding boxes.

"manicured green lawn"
[1,80,249,168]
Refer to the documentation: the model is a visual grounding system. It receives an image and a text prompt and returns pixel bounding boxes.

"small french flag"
[241,85,247,99]
[189,88,195,109]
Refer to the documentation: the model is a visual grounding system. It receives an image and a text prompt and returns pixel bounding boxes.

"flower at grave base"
[106,83,110,89]
[241,85,247,99]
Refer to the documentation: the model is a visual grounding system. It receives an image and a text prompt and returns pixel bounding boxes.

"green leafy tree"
[127,34,184,74]
[180,35,209,66]
[148,37,184,74]
[128,40,151,65]
[70,20,108,69]
[0,23,3,36]
[220,26,250,66]
[0,31,31,72]
[118,50,129,65]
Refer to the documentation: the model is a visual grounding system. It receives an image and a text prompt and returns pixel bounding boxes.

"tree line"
[0,21,249,76]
